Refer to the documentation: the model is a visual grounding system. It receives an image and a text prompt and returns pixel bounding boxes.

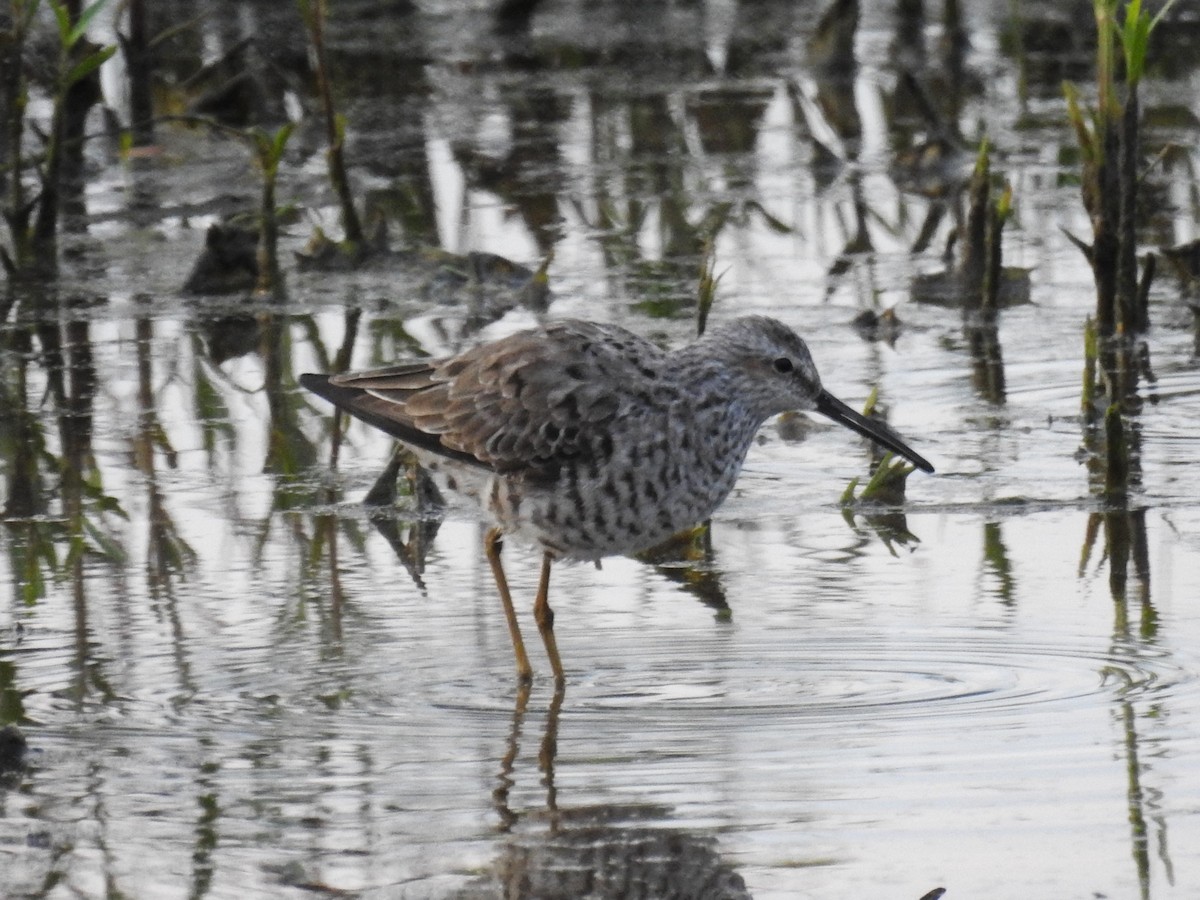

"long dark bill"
[814,390,935,474]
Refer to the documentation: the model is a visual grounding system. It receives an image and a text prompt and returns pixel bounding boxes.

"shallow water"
[3,0,1200,897]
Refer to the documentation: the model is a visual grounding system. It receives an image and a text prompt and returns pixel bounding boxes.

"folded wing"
[300,321,664,476]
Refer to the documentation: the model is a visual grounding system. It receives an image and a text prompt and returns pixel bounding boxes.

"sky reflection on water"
[3,0,1200,897]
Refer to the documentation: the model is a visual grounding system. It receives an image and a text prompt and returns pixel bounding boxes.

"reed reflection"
[1102,505,1169,900]
[134,312,196,595]
[3,288,123,707]
[362,447,445,595]
[472,685,752,900]
[636,523,731,616]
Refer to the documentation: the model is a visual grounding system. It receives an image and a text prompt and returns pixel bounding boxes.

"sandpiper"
[302,316,933,685]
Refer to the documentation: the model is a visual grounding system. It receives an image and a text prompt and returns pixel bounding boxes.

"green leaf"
[95,493,129,521]
[64,44,116,89]
[21,548,47,605]
[50,0,71,43]
[1121,0,1181,86]
[840,476,860,506]
[271,122,296,161]
[1062,82,1098,164]
[973,135,991,177]
[1120,0,1149,84]
[861,386,880,418]
[84,516,127,564]
[857,453,915,505]
[1149,0,1181,30]
[67,0,113,46]
[251,127,273,159]
[64,532,85,572]
[994,181,1014,223]
[193,363,233,439]
[745,200,793,235]
[35,529,60,573]
[15,0,43,33]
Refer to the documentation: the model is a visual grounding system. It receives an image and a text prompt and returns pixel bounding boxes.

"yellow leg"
[533,552,565,686]
[485,528,533,683]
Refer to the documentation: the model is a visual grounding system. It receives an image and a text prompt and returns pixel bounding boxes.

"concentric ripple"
[554,630,1194,731]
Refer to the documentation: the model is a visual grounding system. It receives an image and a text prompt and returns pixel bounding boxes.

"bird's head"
[702,316,934,474]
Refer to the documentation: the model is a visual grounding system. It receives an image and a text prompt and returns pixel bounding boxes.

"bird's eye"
[772,357,794,374]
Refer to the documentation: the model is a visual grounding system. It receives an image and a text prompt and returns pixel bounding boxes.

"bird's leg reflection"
[493,681,530,833]
[493,683,563,833]
[539,684,564,826]
[478,684,753,898]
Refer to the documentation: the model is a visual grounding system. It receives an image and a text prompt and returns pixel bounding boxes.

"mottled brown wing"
[300,362,482,467]
[302,320,666,474]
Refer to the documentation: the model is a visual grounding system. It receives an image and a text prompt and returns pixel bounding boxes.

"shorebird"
[302,316,933,685]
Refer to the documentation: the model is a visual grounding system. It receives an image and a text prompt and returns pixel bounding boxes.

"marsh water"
[3,1,1200,897]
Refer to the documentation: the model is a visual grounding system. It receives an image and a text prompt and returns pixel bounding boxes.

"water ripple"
[531,632,1192,731]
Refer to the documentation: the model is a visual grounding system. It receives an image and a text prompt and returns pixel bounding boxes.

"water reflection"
[462,686,950,900]
[1,0,1200,896]
[1103,505,1170,900]
[362,449,445,593]
[635,524,730,615]
[467,688,753,900]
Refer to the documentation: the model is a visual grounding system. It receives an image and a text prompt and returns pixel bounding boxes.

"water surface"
[3,1,1200,897]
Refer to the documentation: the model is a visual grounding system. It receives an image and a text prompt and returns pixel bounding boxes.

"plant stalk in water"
[1063,0,1175,338]
[251,123,295,300]
[1104,402,1129,499]
[1,0,113,278]
[31,0,115,271]
[297,0,365,249]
